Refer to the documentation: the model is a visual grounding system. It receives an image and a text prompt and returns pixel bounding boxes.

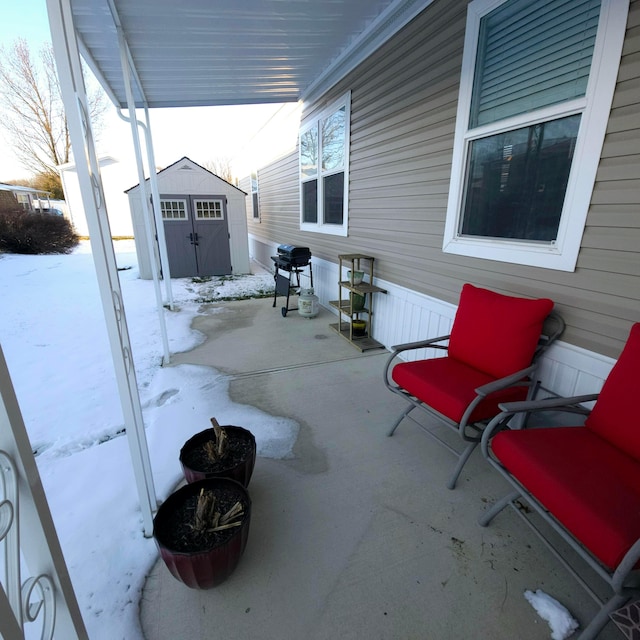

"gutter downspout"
[115,28,171,364]
[116,107,174,310]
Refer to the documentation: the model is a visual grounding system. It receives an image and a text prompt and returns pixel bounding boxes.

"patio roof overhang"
[65,0,433,109]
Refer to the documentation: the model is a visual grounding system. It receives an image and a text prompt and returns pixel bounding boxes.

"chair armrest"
[390,334,450,354]
[473,365,537,397]
[496,393,599,414]
[383,334,450,390]
[480,393,599,458]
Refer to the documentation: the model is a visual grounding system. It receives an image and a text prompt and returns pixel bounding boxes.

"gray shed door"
[160,194,232,278]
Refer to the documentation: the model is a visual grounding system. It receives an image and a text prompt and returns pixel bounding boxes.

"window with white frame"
[160,199,187,219]
[195,199,224,219]
[251,171,259,220]
[443,0,628,271]
[300,92,351,236]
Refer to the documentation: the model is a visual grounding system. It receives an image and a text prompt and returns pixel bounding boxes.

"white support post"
[116,27,171,364]
[46,0,157,536]
[115,106,174,310]
[0,344,89,639]
[143,105,175,310]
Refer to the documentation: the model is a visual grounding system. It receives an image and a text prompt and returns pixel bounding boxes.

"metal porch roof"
[66,0,432,109]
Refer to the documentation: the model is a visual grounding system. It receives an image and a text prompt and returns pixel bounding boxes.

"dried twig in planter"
[210,417,228,458]
[204,440,218,462]
[220,501,244,525]
[192,489,245,534]
[193,488,217,532]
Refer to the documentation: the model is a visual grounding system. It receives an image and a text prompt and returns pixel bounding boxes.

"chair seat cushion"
[392,356,529,424]
[491,426,640,570]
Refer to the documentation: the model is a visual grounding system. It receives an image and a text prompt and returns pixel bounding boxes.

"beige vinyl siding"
[253,0,640,359]
[250,151,299,240]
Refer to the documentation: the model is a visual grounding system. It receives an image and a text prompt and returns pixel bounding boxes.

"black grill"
[271,245,313,317]
[273,244,312,268]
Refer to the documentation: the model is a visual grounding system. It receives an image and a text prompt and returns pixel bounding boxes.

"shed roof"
[124,156,247,195]
[0,183,51,196]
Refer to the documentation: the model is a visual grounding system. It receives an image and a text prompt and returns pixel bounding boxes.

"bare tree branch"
[0,38,107,183]
[203,156,235,184]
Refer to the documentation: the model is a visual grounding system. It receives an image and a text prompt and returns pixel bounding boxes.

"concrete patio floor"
[139,295,621,640]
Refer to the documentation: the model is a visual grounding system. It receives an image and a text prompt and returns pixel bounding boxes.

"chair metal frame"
[383,311,565,489]
[480,395,640,640]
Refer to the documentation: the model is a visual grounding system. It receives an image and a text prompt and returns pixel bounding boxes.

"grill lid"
[277,244,311,259]
[278,244,311,258]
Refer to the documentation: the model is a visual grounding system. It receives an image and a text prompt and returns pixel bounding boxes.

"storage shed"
[127,156,250,279]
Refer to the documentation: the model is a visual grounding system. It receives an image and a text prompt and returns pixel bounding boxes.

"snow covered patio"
[139,296,622,640]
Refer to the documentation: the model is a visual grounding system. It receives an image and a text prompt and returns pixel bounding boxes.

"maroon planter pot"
[179,426,257,487]
[153,478,251,589]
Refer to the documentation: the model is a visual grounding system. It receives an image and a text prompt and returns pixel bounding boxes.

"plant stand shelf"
[329,254,387,351]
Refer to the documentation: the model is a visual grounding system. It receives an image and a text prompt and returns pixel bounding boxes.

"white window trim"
[251,171,260,221]
[194,198,224,220]
[443,0,629,272]
[160,198,188,220]
[299,91,351,237]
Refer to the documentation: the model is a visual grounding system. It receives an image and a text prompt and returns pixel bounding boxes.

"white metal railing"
[0,345,88,639]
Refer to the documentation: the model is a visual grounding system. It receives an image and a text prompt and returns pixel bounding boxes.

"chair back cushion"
[585,323,640,461]
[448,284,554,379]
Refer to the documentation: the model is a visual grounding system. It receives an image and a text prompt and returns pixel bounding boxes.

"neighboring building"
[127,157,250,279]
[59,156,135,237]
[0,183,52,212]
[242,0,639,395]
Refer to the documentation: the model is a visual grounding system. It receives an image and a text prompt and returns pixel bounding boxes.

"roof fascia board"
[132,96,297,109]
[301,0,435,103]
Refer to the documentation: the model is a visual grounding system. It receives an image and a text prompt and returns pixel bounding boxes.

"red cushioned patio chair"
[383,283,564,489]
[480,322,640,640]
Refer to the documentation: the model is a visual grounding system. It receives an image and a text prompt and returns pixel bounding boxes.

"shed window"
[300,92,350,236]
[195,199,223,219]
[161,200,187,220]
[443,0,628,271]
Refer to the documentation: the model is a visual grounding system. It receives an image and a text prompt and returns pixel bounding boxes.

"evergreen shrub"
[0,209,79,254]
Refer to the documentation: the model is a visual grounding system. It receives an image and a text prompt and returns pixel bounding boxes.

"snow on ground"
[524,589,580,640]
[0,240,298,639]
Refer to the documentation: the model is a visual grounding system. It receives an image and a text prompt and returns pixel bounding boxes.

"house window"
[443,0,628,271]
[300,92,350,236]
[160,200,187,220]
[251,171,259,220]
[16,194,30,210]
[195,199,224,220]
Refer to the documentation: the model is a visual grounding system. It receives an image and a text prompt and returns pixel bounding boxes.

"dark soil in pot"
[180,420,256,487]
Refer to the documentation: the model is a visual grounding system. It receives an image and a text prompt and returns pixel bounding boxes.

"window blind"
[470,0,601,128]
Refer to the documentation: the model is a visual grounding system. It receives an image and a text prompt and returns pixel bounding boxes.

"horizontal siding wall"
[246,152,299,245]
[250,0,640,361]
